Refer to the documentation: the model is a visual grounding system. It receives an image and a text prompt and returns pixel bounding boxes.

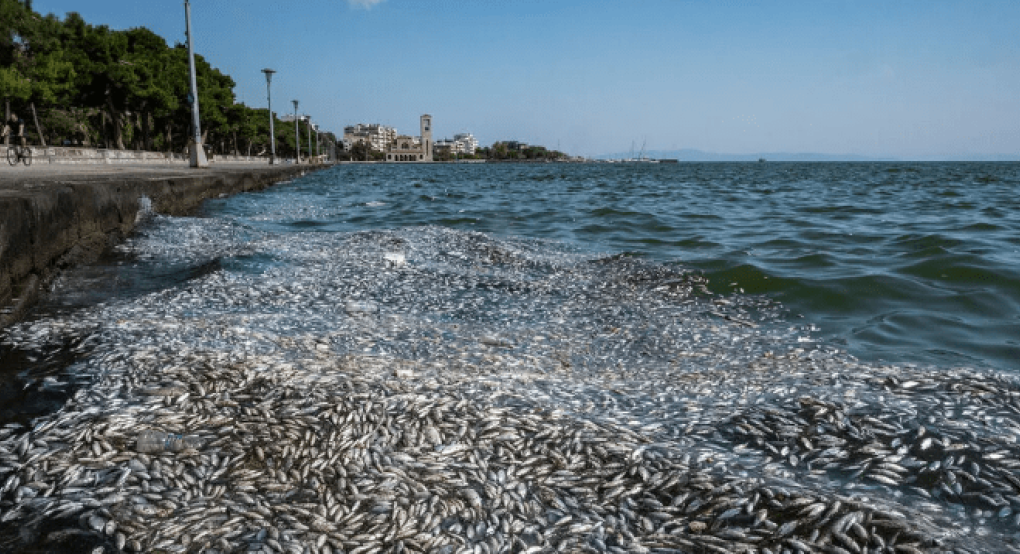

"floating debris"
[384,251,407,267]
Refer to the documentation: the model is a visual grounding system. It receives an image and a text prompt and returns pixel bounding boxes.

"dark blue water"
[206,162,1020,372]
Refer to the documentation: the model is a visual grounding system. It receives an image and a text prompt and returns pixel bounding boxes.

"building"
[453,133,478,155]
[434,138,457,155]
[386,115,433,163]
[434,132,479,157]
[343,123,397,152]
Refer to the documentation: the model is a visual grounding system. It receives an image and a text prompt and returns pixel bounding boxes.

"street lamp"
[305,116,312,164]
[292,100,299,164]
[184,0,208,168]
[261,68,276,164]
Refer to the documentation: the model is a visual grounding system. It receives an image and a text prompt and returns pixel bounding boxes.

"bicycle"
[6,143,32,166]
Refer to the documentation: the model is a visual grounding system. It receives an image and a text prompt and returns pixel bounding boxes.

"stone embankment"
[0,145,268,165]
[0,163,325,329]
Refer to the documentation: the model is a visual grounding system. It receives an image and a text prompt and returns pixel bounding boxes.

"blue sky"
[32,0,1020,158]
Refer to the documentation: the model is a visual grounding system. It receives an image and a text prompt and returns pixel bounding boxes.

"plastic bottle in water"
[135,430,203,453]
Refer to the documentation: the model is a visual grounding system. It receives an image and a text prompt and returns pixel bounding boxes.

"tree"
[237,105,273,156]
[491,142,508,160]
[120,27,177,150]
[0,66,31,108]
[2,4,333,156]
[1,0,32,139]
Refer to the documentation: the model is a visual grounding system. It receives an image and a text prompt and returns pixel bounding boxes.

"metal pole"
[184,0,208,167]
[262,68,276,164]
[292,100,299,163]
[306,117,312,164]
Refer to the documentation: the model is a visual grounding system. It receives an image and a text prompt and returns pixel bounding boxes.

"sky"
[30,0,1020,159]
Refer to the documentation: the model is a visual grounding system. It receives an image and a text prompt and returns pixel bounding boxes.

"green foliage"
[0,66,31,101]
[477,142,565,161]
[28,51,75,103]
[345,140,385,162]
[0,4,306,155]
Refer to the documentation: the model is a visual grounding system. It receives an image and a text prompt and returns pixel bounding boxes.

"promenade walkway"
[1,161,282,186]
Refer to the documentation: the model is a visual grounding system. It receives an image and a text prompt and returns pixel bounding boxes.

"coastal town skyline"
[28,0,1020,160]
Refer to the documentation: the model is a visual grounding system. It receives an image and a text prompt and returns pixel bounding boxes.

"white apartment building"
[343,123,397,152]
[435,133,478,156]
[434,139,458,154]
[453,133,478,155]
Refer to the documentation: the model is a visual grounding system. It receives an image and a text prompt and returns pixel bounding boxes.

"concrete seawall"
[0,145,271,165]
[0,164,326,329]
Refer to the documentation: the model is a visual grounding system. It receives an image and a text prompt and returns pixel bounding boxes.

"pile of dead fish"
[1,221,1019,552]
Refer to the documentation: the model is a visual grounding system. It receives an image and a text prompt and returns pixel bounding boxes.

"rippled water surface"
[211,162,1019,371]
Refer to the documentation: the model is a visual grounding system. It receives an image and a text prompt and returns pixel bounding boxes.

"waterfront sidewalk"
[0,160,289,186]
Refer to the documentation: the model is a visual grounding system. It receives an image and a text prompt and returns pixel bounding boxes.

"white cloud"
[347,0,386,9]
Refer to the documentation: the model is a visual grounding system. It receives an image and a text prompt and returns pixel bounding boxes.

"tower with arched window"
[420,114,433,162]
[385,114,434,163]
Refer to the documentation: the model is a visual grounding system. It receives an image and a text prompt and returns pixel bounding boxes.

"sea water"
[4,162,1019,412]
[2,162,1020,549]
[203,162,1018,372]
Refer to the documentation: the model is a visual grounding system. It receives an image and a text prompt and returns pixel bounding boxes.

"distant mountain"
[597,149,892,162]
[915,153,1020,162]
[596,149,1020,162]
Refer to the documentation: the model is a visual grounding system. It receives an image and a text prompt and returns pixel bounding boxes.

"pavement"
[0,162,294,187]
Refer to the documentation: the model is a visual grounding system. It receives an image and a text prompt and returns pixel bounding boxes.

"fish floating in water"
[0,224,1017,552]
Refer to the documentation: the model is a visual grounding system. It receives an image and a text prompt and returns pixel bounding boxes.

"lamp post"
[261,68,276,164]
[306,117,312,164]
[183,0,208,168]
[292,100,300,163]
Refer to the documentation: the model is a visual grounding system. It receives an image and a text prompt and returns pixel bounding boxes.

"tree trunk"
[140,112,149,151]
[4,99,9,147]
[101,110,109,148]
[105,98,126,150]
[132,112,139,150]
[75,108,90,147]
[113,112,125,150]
[29,102,46,147]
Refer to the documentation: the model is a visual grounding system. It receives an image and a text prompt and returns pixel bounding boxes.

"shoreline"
[0,163,330,332]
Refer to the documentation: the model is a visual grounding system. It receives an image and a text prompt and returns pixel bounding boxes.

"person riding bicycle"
[4,113,26,147]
